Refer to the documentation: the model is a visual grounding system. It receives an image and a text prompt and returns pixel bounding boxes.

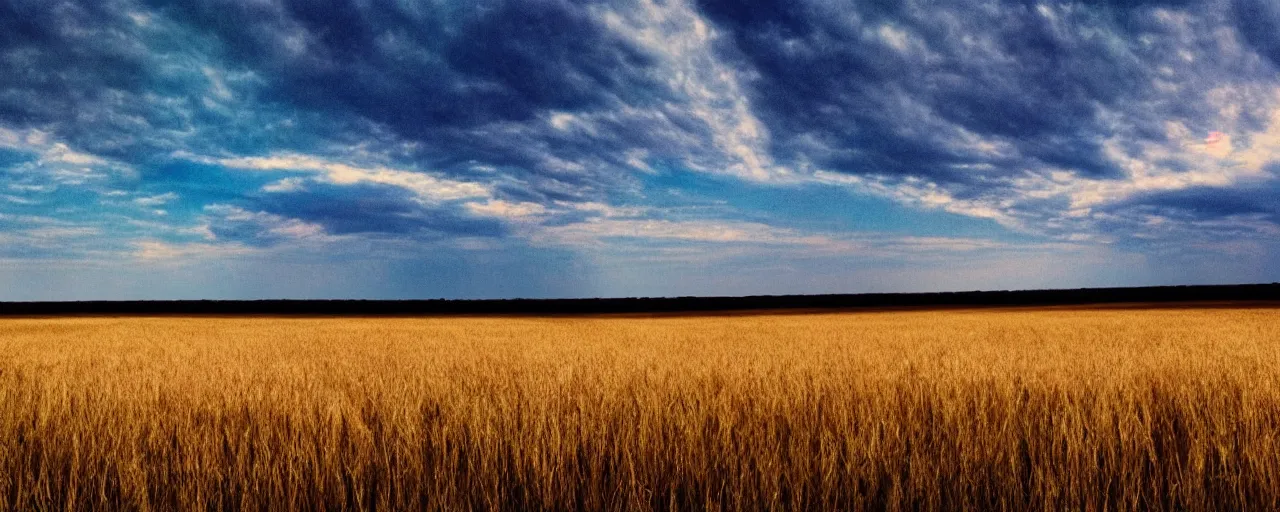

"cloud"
[4,0,1280,295]
[250,181,508,240]
[200,204,332,247]
[814,171,1020,227]
[0,211,122,260]
[24,226,102,239]
[1234,0,1280,69]
[464,199,548,220]
[1199,131,1234,158]
[134,240,255,261]
[538,218,818,246]
[261,177,305,193]
[133,192,178,207]
[596,0,787,181]
[206,152,491,202]
[129,0,812,203]
[528,214,1075,265]
[689,0,1280,241]
[169,150,517,241]
[0,127,131,186]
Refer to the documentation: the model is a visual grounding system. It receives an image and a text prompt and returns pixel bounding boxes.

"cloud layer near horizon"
[2,0,1279,299]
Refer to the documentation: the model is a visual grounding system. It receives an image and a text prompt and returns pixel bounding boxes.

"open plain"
[2,306,1279,510]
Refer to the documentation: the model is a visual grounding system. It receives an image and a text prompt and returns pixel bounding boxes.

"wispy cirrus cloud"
[134,240,255,261]
[195,152,492,202]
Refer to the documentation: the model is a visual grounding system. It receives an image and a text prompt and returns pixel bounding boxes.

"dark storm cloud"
[123,0,719,202]
[11,0,1185,204]
[0,1,151,131]
[145,0,664,131]
[692,0,1173,182]
[251,182,505,238]
[1124,180,1280,219]
[1234,0,1280,69]
[0,0,277,162]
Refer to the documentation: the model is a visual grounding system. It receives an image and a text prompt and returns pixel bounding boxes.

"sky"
[2,0,1280,300]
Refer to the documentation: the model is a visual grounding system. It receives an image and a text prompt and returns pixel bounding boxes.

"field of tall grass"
[1,307,1279,510]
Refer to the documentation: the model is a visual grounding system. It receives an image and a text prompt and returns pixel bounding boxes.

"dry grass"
[2,307,1279,510]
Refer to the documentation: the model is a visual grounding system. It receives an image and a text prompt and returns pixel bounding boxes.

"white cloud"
[202,152,492,203]
[41,143,108,167]
[523,212,1082,269]
[534,218,822,248]
[261,177,307,193]
[623,148,656,173]
[596,0,789,181]
[1024,97,1280,213]
[809,88,1280,242]
[464,199,548,219]
[814,171,1021,228]
[203,204,333,242]
[202,66,234,102]
[0,126,132,186]
[0,127,42,149]
[564,201,649,218]
[134,240,255,260]
[548,111,586,132]
[1,194,39,205]
[133,192,179,207]
[1233,100,1280,172]
[878,24,913,53]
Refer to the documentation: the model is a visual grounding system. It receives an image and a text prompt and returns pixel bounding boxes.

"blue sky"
[2,0,1280,300]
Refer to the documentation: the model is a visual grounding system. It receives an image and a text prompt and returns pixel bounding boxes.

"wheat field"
[1,307,1279,510]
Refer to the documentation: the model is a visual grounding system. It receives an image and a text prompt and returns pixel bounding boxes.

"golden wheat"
[1,307,1279,510]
